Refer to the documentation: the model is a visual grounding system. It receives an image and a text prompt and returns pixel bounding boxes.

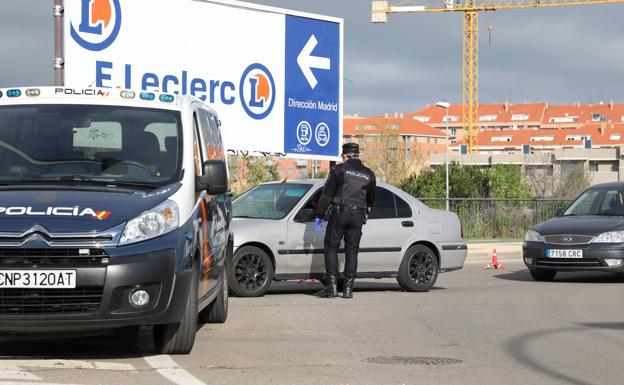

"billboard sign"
[64,0,343,159]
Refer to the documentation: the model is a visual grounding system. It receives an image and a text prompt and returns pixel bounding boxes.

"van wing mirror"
[197,160,228,195]
[555,207,565,217]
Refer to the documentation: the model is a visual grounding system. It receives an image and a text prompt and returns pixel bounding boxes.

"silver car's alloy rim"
[408,251,435,286]
[234,253,268,292]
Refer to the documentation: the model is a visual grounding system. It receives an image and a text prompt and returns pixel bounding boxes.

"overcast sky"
[1,0,622,116]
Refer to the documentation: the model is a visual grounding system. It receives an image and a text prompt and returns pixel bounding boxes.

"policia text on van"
[0,87,232,355]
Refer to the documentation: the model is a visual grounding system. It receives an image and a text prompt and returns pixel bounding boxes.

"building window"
[479,115,498,122]
[530,136,554,142]
[356,124,377,130]
[611,134,621,141]
[492,136,513,142]
[443,115,459,123]
[565,135,590,141]
[550,116,579,123]
[512,114,529,121]
[592,113,607,122]
[413,116,430,122]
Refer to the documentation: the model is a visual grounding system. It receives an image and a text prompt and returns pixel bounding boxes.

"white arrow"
[297,35,331,89]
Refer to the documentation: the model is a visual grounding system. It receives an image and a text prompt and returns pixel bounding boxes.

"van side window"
[199,109,222,160]
[193,113,203,176]
[207,113,222,148]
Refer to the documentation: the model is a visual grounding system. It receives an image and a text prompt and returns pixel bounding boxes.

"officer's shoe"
[343,277,355,299]
[316,275,338,298]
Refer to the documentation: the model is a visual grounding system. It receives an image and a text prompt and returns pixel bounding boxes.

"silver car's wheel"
[229,246,274,297]
[397,245,439,292]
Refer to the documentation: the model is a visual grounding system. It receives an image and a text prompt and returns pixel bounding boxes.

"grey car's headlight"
[592,231,624,243]
[119,200,179,245]
[525,230,543,242]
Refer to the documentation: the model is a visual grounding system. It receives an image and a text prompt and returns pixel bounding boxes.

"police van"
[0,87,232,354]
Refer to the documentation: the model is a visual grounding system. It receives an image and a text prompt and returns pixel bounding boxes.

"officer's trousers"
[324,211,366,278]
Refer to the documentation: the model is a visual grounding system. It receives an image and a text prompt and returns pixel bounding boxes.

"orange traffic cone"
[482,248,506,270]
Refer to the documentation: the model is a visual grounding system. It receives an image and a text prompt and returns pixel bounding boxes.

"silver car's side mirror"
[295,208,317,223]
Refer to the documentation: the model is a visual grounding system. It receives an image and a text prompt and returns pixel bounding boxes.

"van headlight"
[592,231,624,243]
[525,230,543,242]
[119,200,179,245]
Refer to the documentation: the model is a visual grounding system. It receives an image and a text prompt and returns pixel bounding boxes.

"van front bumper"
[0,249,192,333]
[523,241,624,272]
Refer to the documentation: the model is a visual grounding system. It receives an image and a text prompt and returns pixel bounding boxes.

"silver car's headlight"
[525,230,543,242]
[119,200,179,245]
[592,231,624,243]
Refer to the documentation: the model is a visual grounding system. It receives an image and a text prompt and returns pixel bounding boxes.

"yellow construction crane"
[372,0,624,153]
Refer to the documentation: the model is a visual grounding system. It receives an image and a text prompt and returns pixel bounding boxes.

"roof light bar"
[25,88,41,97]
[140,92,156,101]
[159,94,175,103]
[6,89,21,98]
[120,90,136,99]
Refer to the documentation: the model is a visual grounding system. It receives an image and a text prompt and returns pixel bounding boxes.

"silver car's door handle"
[402,221,414,228]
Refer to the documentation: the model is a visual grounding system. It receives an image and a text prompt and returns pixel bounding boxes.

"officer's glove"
[314,217,326,232]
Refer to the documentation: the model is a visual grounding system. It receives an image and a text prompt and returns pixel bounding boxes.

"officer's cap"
[342,142,360,155]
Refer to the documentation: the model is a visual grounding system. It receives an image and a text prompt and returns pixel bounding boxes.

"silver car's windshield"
[564,189,624,216]
[0,104,182,188]
[233,183,312,219]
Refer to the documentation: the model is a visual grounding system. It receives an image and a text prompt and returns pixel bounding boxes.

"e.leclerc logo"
[239,63,276,120]
[70,0,122,51]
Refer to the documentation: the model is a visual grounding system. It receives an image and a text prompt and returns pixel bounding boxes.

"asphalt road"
[1,261,624,385]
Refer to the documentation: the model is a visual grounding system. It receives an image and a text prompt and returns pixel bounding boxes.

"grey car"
[229,180,467,296]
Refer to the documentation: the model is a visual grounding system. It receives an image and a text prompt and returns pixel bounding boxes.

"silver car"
[229,180,467,296]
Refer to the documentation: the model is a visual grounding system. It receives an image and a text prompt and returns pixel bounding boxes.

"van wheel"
[529,269,557,281]
[153,261,198,355]
[229,246,274,297]
[397,245,439,292]
[199,264,228,323]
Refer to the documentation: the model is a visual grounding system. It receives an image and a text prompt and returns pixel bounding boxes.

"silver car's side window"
[369,187,397,220]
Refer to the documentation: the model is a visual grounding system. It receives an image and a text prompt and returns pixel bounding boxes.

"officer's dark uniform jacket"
[316,158,376,217]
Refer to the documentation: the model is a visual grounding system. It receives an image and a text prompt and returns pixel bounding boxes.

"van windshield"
[0,104,182,188]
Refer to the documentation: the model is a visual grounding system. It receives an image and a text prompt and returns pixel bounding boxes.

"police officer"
[316,143,376,299]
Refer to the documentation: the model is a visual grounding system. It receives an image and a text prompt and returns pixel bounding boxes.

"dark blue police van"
[0,87,232,354]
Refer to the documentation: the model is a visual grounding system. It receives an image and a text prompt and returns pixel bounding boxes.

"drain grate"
[363,356,463,366]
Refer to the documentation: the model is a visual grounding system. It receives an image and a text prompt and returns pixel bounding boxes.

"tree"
[228,155,279,196]
[488,165,533,199]
[400,163,490,199]
[364,123,424,184]
[553,166,592,200]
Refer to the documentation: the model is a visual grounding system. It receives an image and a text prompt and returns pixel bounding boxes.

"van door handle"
[402,221,414,228]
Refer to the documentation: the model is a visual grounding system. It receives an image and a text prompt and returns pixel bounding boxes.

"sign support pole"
[53,0,64,86]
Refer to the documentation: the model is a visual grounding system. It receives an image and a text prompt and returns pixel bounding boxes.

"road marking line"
[143,354,207,385]
[0,382,82,385]
[0,359,135,372]
[0,366,42,380]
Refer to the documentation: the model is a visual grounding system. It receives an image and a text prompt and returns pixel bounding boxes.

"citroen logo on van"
[561,236,573,243]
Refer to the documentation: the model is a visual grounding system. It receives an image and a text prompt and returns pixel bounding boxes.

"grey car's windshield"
[564,189,624,216]
[0,104,182,188]
[233,184,312,219]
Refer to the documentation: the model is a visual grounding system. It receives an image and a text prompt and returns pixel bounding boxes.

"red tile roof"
[343,116,446,137]
[460,124,624,148]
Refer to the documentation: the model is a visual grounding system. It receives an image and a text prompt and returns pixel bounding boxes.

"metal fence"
[417,198,572,240]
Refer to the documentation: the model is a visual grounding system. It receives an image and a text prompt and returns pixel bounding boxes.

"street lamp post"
[436,101,451,211]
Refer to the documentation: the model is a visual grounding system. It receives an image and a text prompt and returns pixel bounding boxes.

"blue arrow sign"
[284,15,341,157]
